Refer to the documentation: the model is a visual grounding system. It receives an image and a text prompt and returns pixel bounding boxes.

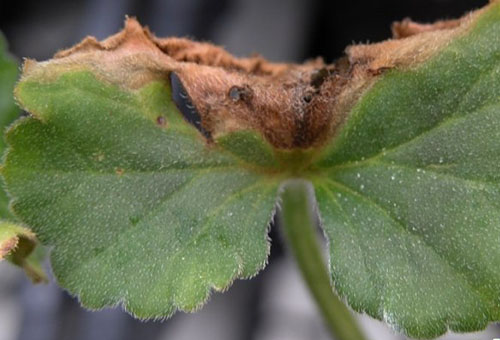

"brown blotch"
[21,3,493,149]
[115,168,125,176]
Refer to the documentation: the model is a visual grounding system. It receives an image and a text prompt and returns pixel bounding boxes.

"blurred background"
[0,0,498,339]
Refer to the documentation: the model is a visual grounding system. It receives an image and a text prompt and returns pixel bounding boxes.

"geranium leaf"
[313,2,500,338]
[4,1,500,337]
[4,69,279,317]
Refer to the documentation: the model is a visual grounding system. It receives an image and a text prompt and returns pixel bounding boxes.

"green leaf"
[5,2,500,337]
[0,33,20,219]
[313,3,500,338]
[4,71,279,317]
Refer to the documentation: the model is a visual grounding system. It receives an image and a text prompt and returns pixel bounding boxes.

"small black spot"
[228,85,253,102]
[310,67,331,89]
[156,116,166,127]
[229,86,242,101]
[169,72,210,138]
[302,94,313,103]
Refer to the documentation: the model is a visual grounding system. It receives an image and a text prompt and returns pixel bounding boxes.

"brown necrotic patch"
[174,60,349,148]
[32,6,488,150]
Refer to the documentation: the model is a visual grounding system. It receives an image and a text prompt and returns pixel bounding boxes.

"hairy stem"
[279,180,366,340]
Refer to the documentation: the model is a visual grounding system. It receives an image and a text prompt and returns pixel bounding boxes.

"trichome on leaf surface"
[2,1,500,339]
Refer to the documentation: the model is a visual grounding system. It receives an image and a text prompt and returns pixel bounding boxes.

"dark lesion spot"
[169,72,211,138]
[310,67,335,89]
[156,116,166,127]
[302,93,313,104]
[228,85,253,103]
[301,67,337,105]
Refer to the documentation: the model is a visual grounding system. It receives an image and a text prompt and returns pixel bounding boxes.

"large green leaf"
[4,71,279,317]
[4,1,500,338]
[313,3,500,338]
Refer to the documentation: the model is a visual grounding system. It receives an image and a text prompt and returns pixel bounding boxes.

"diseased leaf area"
[313,4,500,338]
[4,1,500,338]
[4,71,279,317]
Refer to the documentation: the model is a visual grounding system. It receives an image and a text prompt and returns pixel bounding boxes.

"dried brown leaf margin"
[19,1,493,149]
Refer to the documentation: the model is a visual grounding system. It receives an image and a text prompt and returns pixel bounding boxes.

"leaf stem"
[279,180,366,340]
